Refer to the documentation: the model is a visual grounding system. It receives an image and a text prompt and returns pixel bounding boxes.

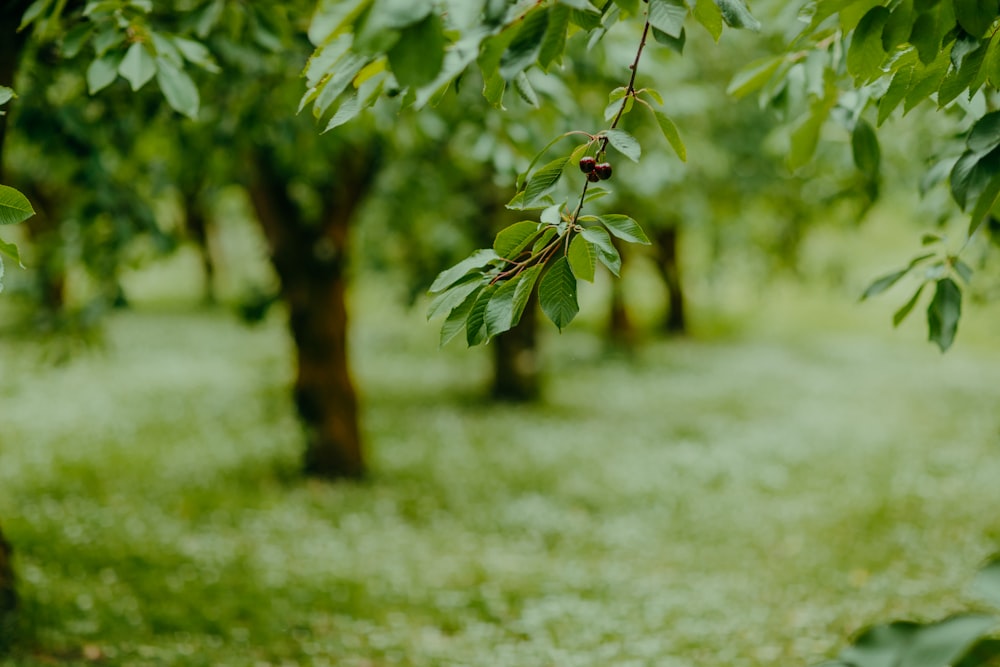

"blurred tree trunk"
[654,226,686,335]
[478,184,542,401]
[492,294,540,401]
[0,525,14,637]
[20,187,66,312]
[248,146,377,479]
[607,236,636,348]
[0,10,30,633]
[181,190,216,304]
[0,9,29,180]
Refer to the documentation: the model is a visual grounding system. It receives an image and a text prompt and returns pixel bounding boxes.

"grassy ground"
[1,275,1000,666]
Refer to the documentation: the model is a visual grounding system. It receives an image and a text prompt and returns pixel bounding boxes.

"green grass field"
[2,271,1000,666]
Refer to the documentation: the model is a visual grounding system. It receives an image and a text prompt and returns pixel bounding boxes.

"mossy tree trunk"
[248,146,377,479]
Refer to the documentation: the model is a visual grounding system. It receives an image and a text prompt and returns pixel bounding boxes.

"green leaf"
[512,71,539,107]
[882,0,914,51]
[494,221,542,258]
[511,264,543,327]
[309,0,372,46]
[852,119,881,178]
[440,285,482,347]
[901,615,998,667]
[0,87,12,107]
[861,253,935,300]
[155,58,200,119]
[539,257,579,331]
[539,4,570,71]
[971,555,1000,609]
[847,6,890,84]
[559,0,601,10]
[172,36,220,73]
[652,26,686,55]
[467,284,499,346]
[523,156,571,207]
[727,55,784,98]
[788,81,837,171]
[314,52,369,119]
[910,7,953,66]
[599,214,651,245]
[568,234,596,282]
[61,22,94,58]
[18,0,51,30]
[427,275,485,321]
[0,235,24,266]
[484,276,520,338]
[904,48,950,113]
[862,268,910,300]
[430,248,499,292]
[878,64,914,126]
[603,129,641,162]
[86,52,123,94]
[927,277,962,352]
[485,266,543,338]
[839,622,923,667]
[955,0,996,38]
[118,42,158,91]
[654,111,687,162]
[967,111,1000,154]
[968,167,1000,236]
[0,185,36,226]
[516,132,576,191]
[694,0,724,40]
[499,6,549,80]
[893,283,925,327]
[648,0,688,39]
[581,225,621,276]
[953,259,974,284]
[387,13,445,89]
[714,0,760,31]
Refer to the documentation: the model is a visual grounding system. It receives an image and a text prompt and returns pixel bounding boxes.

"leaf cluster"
[819,554,1000,667]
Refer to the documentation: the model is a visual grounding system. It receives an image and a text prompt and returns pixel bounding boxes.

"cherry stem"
[569,17,652,225]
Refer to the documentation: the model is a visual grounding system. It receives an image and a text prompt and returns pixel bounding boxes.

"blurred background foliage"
[1,0,1000,665]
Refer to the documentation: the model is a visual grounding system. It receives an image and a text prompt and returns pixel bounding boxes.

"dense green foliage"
[0,87,32,295]
[2,283,1000,665]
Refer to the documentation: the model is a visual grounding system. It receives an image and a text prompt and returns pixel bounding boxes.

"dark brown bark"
[248,147,377,479]
[491,295,540,401]
[654,226,686,335]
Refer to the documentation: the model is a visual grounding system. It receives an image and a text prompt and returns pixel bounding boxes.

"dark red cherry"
[579,156,597,174]
[595,162,613,180]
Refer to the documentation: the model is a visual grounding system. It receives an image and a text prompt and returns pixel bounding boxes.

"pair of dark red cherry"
[579,156,612,182]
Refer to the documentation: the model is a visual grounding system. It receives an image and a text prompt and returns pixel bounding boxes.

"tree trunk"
[492,295,540,401]
[182,191,216,304]
[0,526,14,625]
[248,148,375,479]
[655,226,686,335]
[0,8,29,181]
[0,12,30,637]
[607,236,636,348]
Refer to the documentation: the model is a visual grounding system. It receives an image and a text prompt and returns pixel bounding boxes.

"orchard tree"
[305,0,1000,353]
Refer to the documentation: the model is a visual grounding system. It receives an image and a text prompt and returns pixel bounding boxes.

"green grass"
[1,279,1000,666]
